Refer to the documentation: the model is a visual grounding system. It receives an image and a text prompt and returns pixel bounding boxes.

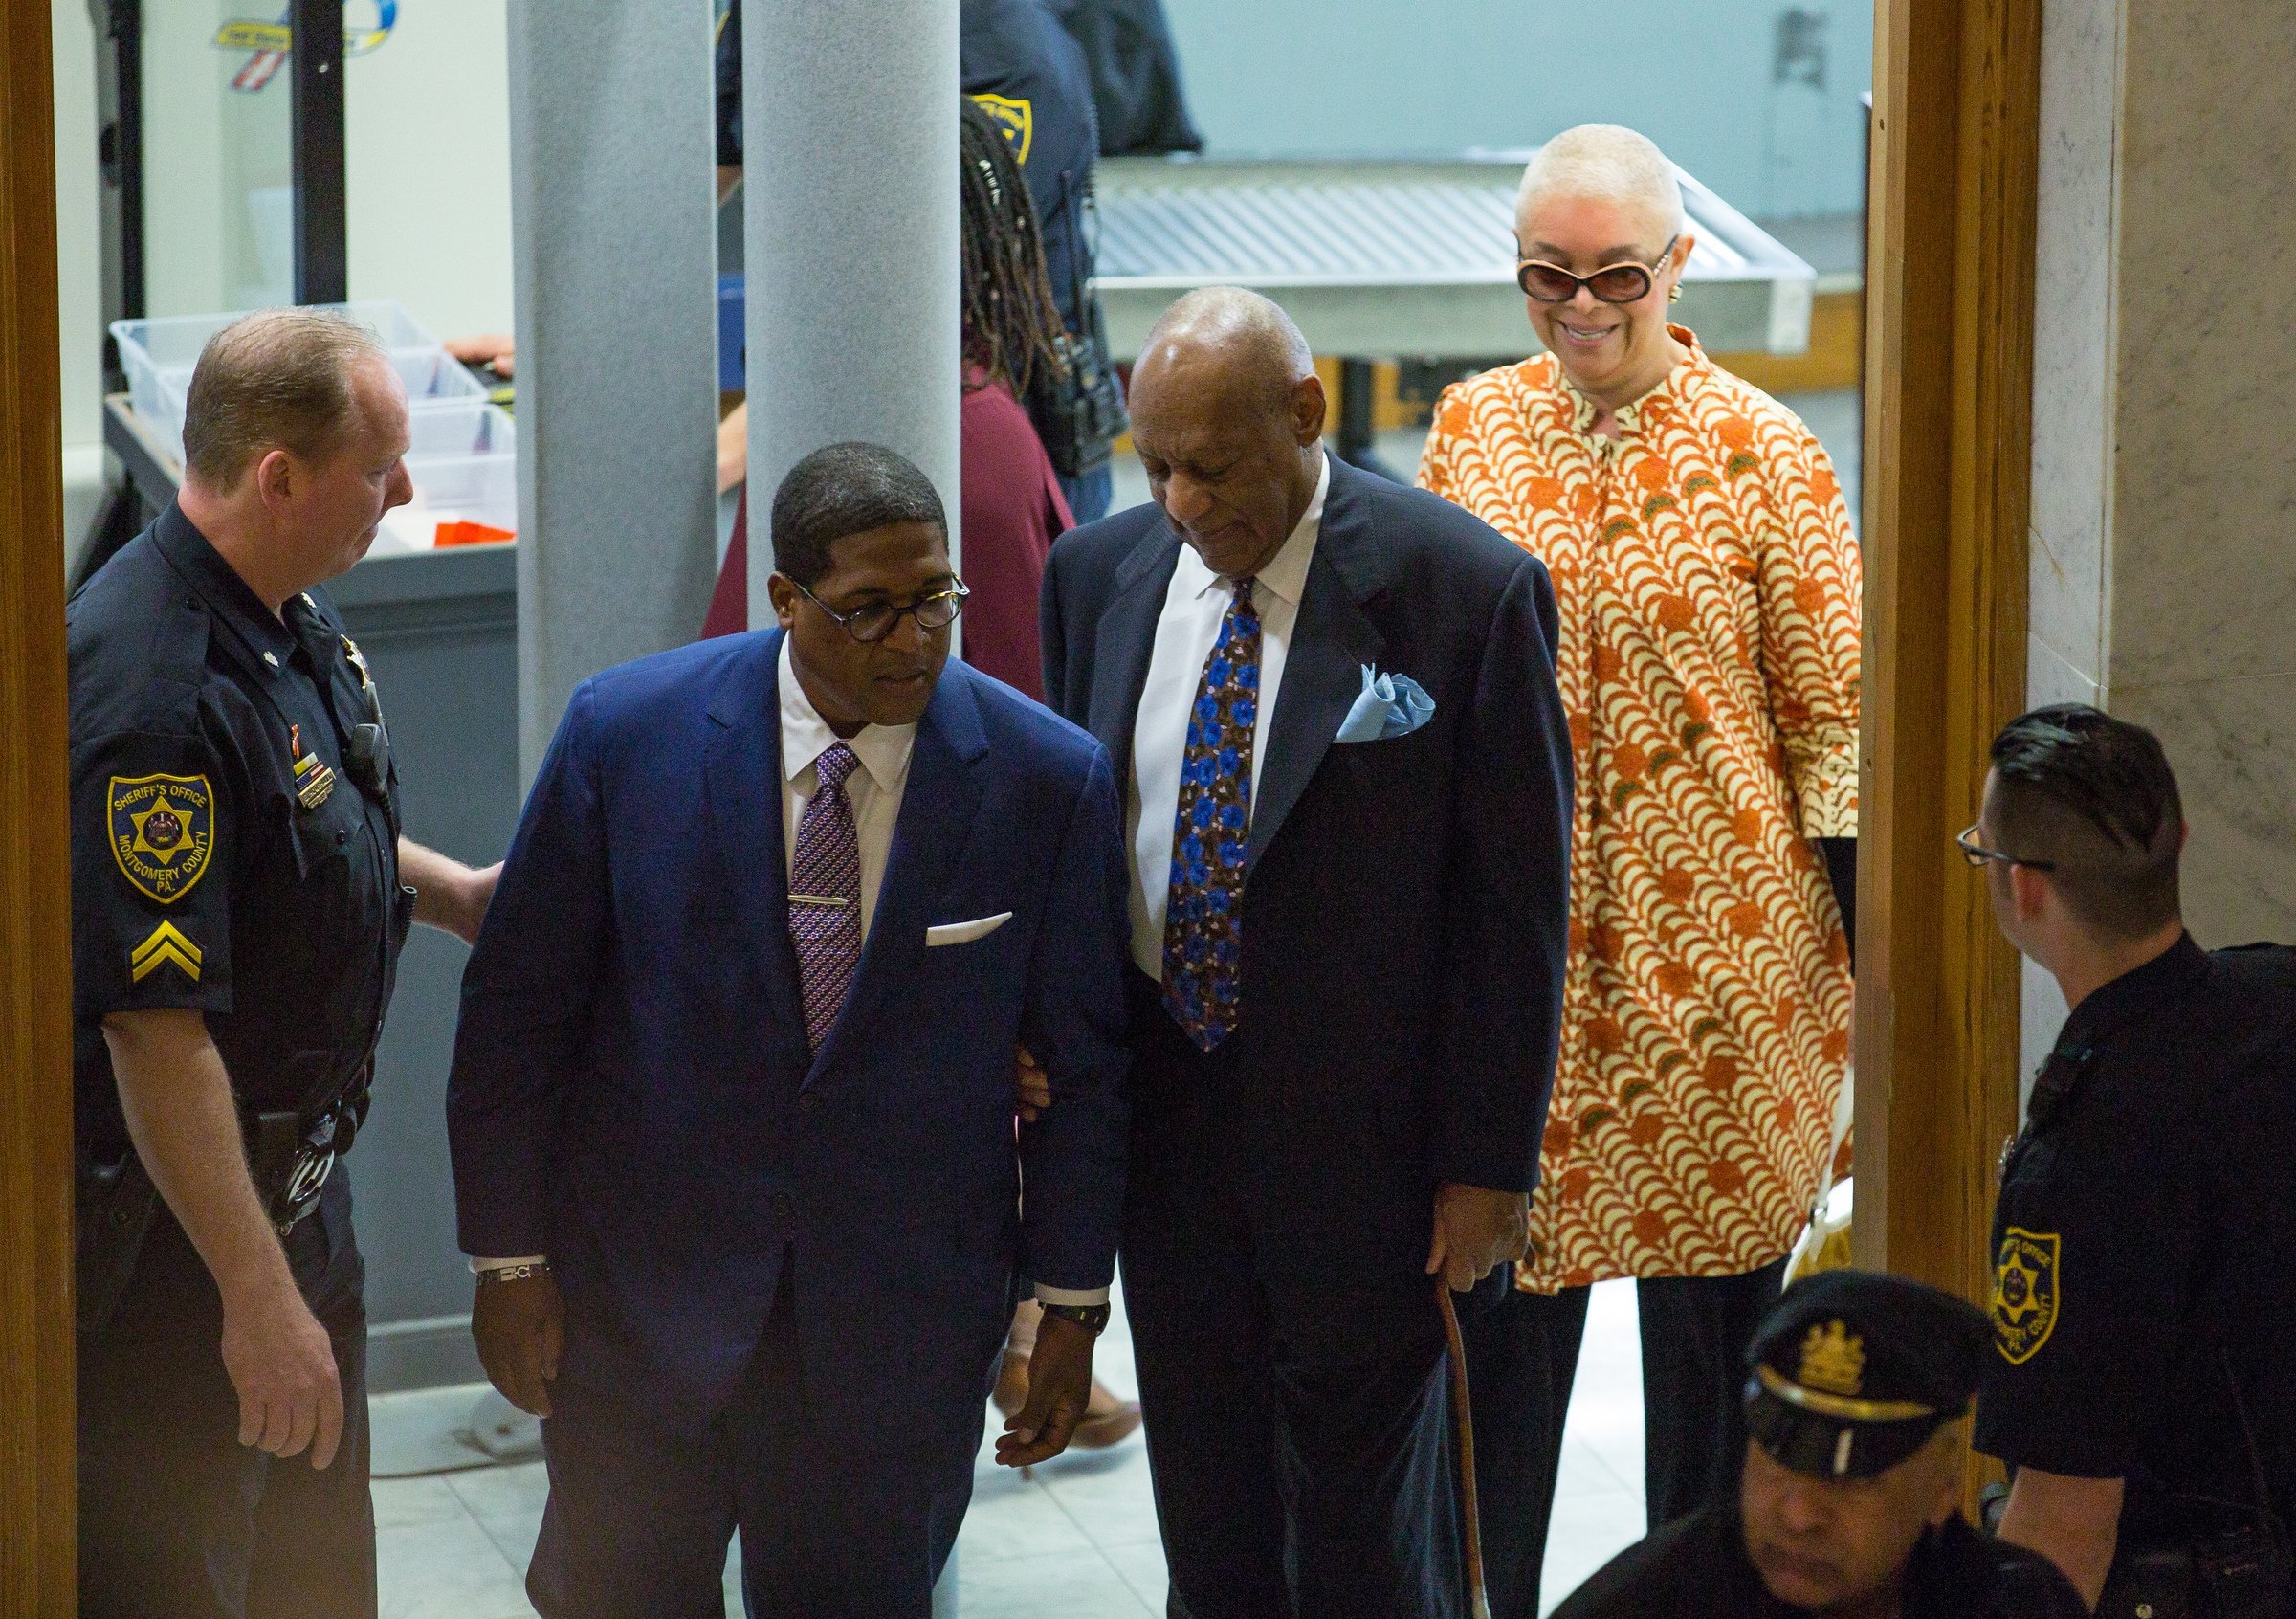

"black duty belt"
[247,1059,372,1235]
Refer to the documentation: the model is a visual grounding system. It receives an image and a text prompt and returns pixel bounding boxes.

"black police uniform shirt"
[1550,1501,2087,1619]
[68,502,411,1166]
[715,0,1101,331]
[1976,934,2296,1524]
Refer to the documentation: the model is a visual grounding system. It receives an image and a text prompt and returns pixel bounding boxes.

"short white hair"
[1514,124,1686,240]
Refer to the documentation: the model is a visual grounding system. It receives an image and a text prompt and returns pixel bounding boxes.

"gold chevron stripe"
[132,943,202,984]
[131,920,204,983]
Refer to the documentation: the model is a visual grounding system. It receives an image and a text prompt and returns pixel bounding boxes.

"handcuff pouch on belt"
[251,1054,376,1237]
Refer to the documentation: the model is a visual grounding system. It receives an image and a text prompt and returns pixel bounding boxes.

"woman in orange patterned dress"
[1417,125,1860,1618]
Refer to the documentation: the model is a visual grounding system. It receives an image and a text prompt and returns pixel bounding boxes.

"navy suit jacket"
[1041,457,1572,1329]
[447,632,1132,1426]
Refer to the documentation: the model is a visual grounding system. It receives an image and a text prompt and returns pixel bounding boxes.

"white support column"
[508,0,721,776]
[742,0,962,619]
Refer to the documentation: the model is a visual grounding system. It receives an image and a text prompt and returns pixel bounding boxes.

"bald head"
[1515,123,1685,241]
[1127,287,1325,580]
[1135,286,1315,414]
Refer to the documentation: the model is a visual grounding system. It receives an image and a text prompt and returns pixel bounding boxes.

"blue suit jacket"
[447,632,1132,1426]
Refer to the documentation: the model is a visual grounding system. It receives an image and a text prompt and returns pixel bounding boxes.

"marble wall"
[2024,0,2296,1073]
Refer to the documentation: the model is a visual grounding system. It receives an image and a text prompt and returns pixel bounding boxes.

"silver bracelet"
[476,1261,552,1285]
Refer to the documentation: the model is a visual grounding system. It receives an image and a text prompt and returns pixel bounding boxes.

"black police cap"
[1741,1269,1991,1481]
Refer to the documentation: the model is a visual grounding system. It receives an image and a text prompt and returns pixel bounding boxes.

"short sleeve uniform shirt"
[1976,935,2296,1522]
[69,503,411,1160]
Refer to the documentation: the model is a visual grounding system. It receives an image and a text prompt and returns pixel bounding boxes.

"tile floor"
[370,1276,1647,1619]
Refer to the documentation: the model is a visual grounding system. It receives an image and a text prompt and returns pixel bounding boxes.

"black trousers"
[1460,1257,1787,1619]
[526,1263,980,1619]
[1122,1000,1471,1619]
[78,1173,373,1619]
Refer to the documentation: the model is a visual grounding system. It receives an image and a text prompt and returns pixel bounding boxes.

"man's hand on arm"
[1998,1468,2125,1610]
[102,1009,346,1469]
[994,1312,1096,1468]
[1426,1183,1530,1294]
[1014,1044,1052,1123]
[398,837,502,946]
[470,1264,564,1418]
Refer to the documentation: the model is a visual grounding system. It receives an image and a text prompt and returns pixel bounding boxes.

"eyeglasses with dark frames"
[1515,235,1681,304]
[1954,824,2057,872]
[793,578,969,644]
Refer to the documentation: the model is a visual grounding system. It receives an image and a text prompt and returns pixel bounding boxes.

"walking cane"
[1437,1279,1495,1619]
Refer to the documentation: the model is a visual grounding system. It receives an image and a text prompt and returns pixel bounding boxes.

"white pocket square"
[925,912,1012,946]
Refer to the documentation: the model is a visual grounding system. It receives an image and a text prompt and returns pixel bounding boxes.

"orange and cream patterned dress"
[1419,327,1859,1291]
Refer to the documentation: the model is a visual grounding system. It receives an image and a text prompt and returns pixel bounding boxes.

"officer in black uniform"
[1966,704,2296,1617]
[71,308,497,1618]
[1554,1270,2086,1618]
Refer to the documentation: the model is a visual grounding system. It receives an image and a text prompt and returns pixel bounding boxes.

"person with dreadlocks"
[942,92,1081,700]
[704,99,1079,705]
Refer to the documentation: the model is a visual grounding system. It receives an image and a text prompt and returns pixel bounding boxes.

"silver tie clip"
[789,894,850,908]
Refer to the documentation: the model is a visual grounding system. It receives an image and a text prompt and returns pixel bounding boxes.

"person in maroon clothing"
[704,100,1077,703]
[702,98,1140,1452]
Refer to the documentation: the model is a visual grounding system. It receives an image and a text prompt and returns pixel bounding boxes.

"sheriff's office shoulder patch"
[1992,1226,2061,1364]
[130,920,203,984]
[969,93,1033,164]
[109,772,215,904]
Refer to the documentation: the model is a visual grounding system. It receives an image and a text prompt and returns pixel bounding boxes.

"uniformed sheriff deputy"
[1968,704,2296,1616]
[1554,1270,2087,1619]
[71,308,499,1618]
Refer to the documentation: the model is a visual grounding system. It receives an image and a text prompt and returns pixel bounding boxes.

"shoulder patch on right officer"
[1992,1227,2061,1364]
[108,772,215,904]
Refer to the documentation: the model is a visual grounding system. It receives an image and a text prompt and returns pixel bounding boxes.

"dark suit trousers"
[1121,977,1466,1619]
[1461,1257,1787,1619]
[527,1261,979,1619]
[78,1174,374,1619]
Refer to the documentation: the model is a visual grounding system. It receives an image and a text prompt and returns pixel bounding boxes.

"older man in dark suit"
[1040,288,1574,1616]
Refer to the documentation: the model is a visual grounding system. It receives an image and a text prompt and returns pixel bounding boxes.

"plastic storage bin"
[109,301,480,466]
[373,402,518,554]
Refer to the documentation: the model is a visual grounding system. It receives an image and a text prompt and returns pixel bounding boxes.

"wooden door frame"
[0,0,75,1607]
[1854,0,2042,1305]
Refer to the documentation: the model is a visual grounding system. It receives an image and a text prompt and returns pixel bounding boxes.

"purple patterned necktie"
[1162,580,1261,1052]
[789,743,864,1052]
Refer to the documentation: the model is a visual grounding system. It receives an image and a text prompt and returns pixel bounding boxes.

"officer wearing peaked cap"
[1553,1270,2086,1618]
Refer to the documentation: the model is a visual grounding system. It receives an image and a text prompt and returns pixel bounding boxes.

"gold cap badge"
[1799,1320,1866,1397]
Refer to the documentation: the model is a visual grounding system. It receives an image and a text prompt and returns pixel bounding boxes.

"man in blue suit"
[447,443,1133,1617]
[1040,289,1574,1616]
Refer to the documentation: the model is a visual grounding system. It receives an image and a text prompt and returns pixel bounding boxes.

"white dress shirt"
[476,639,1106,1307]
[1127,452,1328,979]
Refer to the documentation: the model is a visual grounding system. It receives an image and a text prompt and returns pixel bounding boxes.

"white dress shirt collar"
[778,636,916,791]
[1172,450,1329,610]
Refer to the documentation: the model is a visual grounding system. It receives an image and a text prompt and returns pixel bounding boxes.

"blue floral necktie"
[1162,580,1261,1051]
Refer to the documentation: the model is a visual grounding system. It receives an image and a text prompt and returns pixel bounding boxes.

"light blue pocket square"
[1336,665,1436,743]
